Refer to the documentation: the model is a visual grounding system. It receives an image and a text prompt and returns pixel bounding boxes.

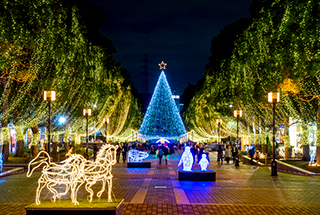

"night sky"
[88,0,252,94]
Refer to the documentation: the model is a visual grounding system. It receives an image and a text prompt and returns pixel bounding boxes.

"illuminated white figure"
[198,154,209,171]
[279,149,285,158]
[0,153,3,172]
[178,146,193,171]
[156,137,170,144]
[80,144,118,202]
[310,150,316,163]
[259,152,267,159]
[27,144,118,205]
[27,151,86,205]
[128,149,149,162]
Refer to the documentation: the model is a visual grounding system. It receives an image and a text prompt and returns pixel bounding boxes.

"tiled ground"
[0,150,320,214]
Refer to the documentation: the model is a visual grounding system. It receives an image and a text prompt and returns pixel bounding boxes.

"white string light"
[128,149,149,162]
[27,144,118,205]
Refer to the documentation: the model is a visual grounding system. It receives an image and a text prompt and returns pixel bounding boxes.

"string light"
[27,144,118,205]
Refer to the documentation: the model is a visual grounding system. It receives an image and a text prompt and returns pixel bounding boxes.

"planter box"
[25,199,124,215]
[127,162,151,168]
[178,170,216,181]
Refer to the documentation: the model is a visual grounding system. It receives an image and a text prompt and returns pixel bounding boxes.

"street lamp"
[44,90,56,155]
[83,108,92,158]
[233,110,243,148]
[268,92,280,176]
[103,117,109,143]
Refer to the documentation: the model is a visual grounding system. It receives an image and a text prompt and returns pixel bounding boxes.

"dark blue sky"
[89,0,252,94]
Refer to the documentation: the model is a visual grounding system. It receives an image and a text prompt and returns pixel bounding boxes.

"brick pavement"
[0,151,320,214]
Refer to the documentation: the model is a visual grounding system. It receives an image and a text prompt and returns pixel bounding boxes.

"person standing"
[157,145,163,164]
[122,143,128,163]
[224,145,231,164]
[232,144,238,163]
[217,144,224,165]
[249,145,255,165]
[197,143,204,163]
[116,143,121,163]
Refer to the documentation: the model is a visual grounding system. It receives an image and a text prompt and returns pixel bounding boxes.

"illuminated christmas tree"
[138,61,187,140]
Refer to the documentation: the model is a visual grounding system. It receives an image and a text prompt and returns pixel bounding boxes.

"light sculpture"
[138,66,187,140]
[310,150,316,164]
[27,144,118,205]
[0,153,3,172]
[199,154,209,171]
[155,137,170,144]
[178,146,193,171]
[128,149,149,162]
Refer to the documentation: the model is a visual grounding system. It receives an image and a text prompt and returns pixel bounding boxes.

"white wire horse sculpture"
[27,144,118,205]
[27,151,86,204]
[79,144,118,202]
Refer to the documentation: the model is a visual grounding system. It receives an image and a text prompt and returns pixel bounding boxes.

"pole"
[86,114,88,158]
[48,101,51,155]
[271,101,277,176]
[94,121,96,142]
[236,116,239,147]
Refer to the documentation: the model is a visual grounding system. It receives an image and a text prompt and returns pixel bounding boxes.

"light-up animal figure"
[178,146,193,171]
[27,144,119,205]
[27,151,87,205]
[198,154,209,171]
[0,153,3,172]
[128,149,149,162]
[79,144,118,202]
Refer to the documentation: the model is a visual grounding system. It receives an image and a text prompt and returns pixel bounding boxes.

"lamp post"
[268,92,280,176]
[83,109,92,158]
[233,110,243,149]
[103,117,109,143]
[44,90,56,155]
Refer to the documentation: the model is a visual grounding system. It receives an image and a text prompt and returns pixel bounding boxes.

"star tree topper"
[158,61,167,70]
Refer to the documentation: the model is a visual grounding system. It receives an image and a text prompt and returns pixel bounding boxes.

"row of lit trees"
[184,0,320,166]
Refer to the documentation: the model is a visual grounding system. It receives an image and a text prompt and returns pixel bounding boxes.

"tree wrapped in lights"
[139,69,187,140]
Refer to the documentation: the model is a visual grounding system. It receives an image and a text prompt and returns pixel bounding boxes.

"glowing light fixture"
[58,116,67,124]
[268,92,280,103]
[43,90,56,101]
[158,61,167,70]
[233,110,243,118]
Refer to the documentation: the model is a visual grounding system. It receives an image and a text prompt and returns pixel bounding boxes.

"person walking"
[217,145,224,165]
[197,143,204,164]
[157,145,163,164]
[116,143,121,163]
[225,145,231,164]
[249,145,255,165]
[163,144,169,164]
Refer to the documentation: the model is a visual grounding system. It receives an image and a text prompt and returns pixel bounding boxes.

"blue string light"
[138,70,187,140]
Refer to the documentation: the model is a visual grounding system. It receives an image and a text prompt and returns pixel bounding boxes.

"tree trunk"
[300,100,309,161]
[285,147,290,159]
[317,99,320,164]
[31,145,37,157]
[15,140,24,157]
[1,79,11,162]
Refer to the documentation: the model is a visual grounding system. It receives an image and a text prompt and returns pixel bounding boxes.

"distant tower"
[141,54,149,93]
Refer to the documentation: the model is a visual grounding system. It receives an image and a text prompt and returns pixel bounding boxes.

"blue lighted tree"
[139,62,187,140]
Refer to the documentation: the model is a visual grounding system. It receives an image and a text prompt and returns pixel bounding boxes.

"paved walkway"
[1,151,320,214]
